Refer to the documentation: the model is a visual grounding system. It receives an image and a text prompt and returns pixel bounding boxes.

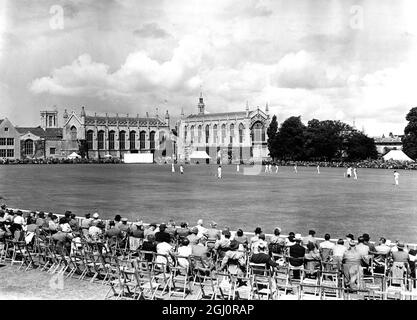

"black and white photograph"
[1,0,417,306]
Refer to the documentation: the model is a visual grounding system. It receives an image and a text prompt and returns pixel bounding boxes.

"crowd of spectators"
[1,205,416,294]
[265,160,417,170]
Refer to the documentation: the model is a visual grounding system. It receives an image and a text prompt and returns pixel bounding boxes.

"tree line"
[266,115,378,161]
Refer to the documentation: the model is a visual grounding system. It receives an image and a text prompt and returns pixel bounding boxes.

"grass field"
[0,163,416,243]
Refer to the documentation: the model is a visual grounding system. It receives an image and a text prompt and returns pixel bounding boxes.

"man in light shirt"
[319,233,335,250]
[13,210,25,225]
[375,237,391,255]
[195,219,208,239]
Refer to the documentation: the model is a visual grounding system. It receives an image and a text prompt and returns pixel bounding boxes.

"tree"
[402,107,417,160]
[344,131,378,161]
[305,119,353,161]
[274,116,306,160]
[267,115,278,160]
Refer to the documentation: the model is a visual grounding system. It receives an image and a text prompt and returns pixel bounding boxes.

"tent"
[383,149,414,162]
[67,152,81,159]
[189,151,211,159]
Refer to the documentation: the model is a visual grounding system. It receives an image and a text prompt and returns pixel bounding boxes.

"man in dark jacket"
[155,223,171,243]
[289,234,306,279]
[250,242,278,271]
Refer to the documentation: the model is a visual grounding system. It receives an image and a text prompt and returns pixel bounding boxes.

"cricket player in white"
[218,165,222,179]
[294,164,298,173]
[353,168,358,180]
[275,164,279,173]
[346,167,352,178]
[180,164,184,174]
[268,163,272,173]
[317,164,320,174]
[237,164,240,172]
[394,171,399,185]
[171,163,175,173]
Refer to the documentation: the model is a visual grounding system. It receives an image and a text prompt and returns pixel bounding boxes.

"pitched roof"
[186,111,247,120]
[15,126,46,137]
[45,128,63,140]
[84,115,166,126]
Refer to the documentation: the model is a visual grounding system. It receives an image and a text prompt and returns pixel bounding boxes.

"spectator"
[48,215,59,234]
[250,242,278,270]
[118,217,130,235]
[13,210,25,226]
[220,240,246,276]
[0,210,5,223]
[304,242,321,276]
[289,234,306,275]
[105,220,122,241]
[206,221,221,243]
[59,217,72,233]
[362,233,376,253]
[35,211,46,228]
[234,228,249,249]
[195,219,208,239]
[144,223,157,239]
[88,220,102,241]
[304,230,318,247]
[187,227,200,246]
[130,222,145,239]
[81,213,92,236]
[332,239,347,269]
[177,222,190,240]
[251,233,267,254]
[156,233,174,266]
[177,238,192,269]
[114,214,122,229]
[69,213,79,231]
[344,233,354,248]
[342,240,364,290]
[214,230,231,258]
[166,220,177,240]
[155,223,171,243]
[250,227,262,247]
[356,236,370,256]
[392,242,409,263]
[319,233,335,262]
[285,232,296,247]
[375,237,391,255]
[141,234,157,262]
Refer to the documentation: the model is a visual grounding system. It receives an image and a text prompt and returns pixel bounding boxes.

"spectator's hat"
[308,230,316,235]
[159,223,167,230]
[93,212,99,219]
[349,240,356,246]
[362,233,370,241]
[191,227,198,234]
[121,217,128,222]
[386,239,392,246]
[223,230,231,238]
[295,233,302,241]
[346,233,354,240]
[134,220,143,226]
[397,242,405,248]
[210,221,217,227]
[275,227,282,233]
[85,213,91,218]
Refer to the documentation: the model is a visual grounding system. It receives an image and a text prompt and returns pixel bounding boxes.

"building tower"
[198,92,205,115]
[40,110,58,130]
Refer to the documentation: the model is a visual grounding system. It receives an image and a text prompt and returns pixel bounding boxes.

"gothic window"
[239,123,244,144]
[97,130,104,150]
[119,131,126,150]
[108,131,115,150]
[129,131,136,150]
[140,131,146,150]
[70,126,77,141]
[24,139,33,156]
[87,130,94,150]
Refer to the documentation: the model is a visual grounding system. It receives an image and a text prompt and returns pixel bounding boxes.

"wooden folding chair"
[214,271,234,300]
[133,259,161,299]
[169,255,192,298]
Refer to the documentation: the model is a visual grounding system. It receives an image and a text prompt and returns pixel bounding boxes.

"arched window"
[230,124,235,144]
[24,139,33,156]
[190,126,194,143]
[251,122,264,143]
[239,123,244,144]
[150,131,155,150]
[221,124,226,144]
[198,125,202,143]
[140,131,146,150]
[70,126,77,141]
[87,130,94,150]
[97,130,104,150]
[213,124,217,144]
[108,131,115,150]
[129,131,136,150]
[205,125,210,144]
[119,131,126,150]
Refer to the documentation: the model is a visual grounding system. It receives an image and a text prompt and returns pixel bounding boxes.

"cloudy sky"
[1,0,417,136]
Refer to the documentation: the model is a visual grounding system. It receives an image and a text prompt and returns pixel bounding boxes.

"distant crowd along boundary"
[9,207,417,250]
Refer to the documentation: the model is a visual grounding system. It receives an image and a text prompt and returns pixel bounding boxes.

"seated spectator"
[118,218,130,236]
[289,234,306,273]
[304,230,318,247]
[155,223,171,243]
[344,233,354,248]
[234,228,249,249]
[375,237,391,255]
[214,230,231,258]
[220,240,246,276]
[25,216,39,236]
[206,221,221,243]
[88,220,103,241]
[81,213,92,236]
[250,227,262,247]
[114,214,122,229]
[268,228,285,256]
[156,234,174,266]
[13,210,25,226]
[0,210,5,223]
[166,220,177,240]
[177,238,192,269]
[144,223,157,239]
[92,212,101,223]
[9,223,25,241]
[48,215,59,234]
[52,230,73,254]
[319,233,335,262]
[141,234,157,262]
[35,211,46,228]
[69,213,79,231]
[362,233,376,253]
[177,222,190,240]
[285,232,296,247]
[250,242,278,271]
[59,217,72,233]
[187,227,200,246]
[64,210,71,222]
[0,221,7,240]
[356,236,370,256]
[195,219,208,239]
[251,233,268,254]
[191,237,214,272]
[391,240,409,254]
[130,222,145,239]
[304,242,321,277]
[392,242,409,263]
[332,239,347,269]
[105,221,122,245]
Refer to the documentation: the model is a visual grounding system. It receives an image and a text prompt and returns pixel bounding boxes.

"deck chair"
[214,271,234,300]
[16,240,38,271]
[151,261,171,298]
[274,265,293,296]
[251,272,275,300]
[133,260,161,299]
[385,262,408,299]
[319,284,344,300]
[5,239,22,267]
[189,255,214,285]
[0,242,6,264]
[169,255,192,298]
[298,282,321,300]
[196,270,217,300]
[231,273,253,300]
